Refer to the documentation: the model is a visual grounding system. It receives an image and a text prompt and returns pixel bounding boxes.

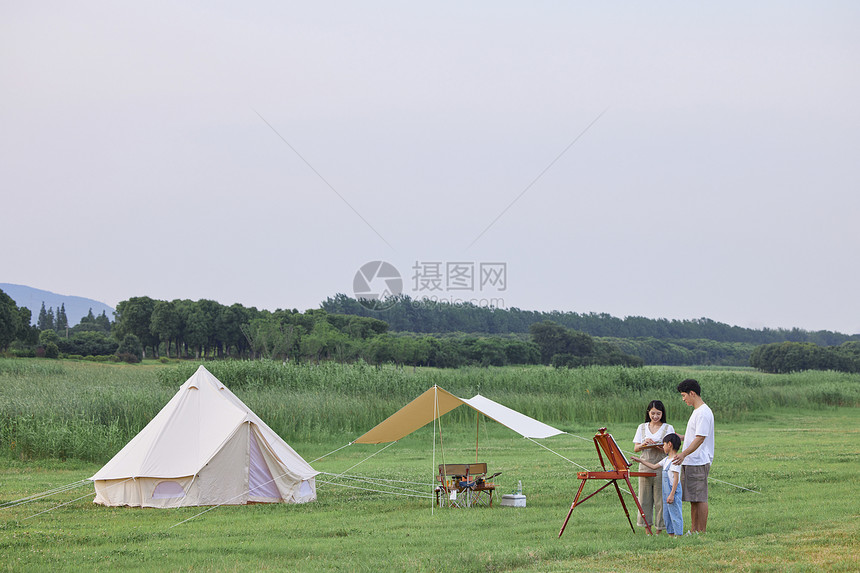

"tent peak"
[184,365,226,391]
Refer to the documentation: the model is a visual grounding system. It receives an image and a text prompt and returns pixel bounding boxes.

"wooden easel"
[558,428,656,536]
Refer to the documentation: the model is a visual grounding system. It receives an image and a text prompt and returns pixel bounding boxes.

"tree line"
[529,321,643,368]
[601,337,755,367]
[0,291,637,369]
[0,291,117,359]
[749,341,860,374]
[2,288,857,372]
[112,296,546,367]
[36,303,112,336]
[321,294,858,345]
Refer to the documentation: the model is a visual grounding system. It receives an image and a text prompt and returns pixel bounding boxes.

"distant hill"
[0,283,115,327]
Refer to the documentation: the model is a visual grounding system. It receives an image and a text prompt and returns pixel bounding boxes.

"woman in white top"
[633,400,674,534]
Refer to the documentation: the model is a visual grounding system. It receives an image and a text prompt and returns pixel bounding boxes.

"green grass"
[2,359,859,463]
[1,410,859,571]
[0,359,859,571]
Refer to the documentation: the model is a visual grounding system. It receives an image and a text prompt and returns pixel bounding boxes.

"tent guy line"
[0,479,90,510]
[10,478,138,523]
[4,478,132,521]
[320,472,432,488]
[331,441,398,480]
[169,461,314,529]
[611,444,762,495]
[319,472,433,494]
[169,501,222,529]
[309,441,355,463]
[526,436,590,472]
[173,438,401,529]
[315,478,434,500]
[176,465,434,530]
[174,456,438,530]
[319,475,430,497]
[707,477,761,494]
[21,490,101,522]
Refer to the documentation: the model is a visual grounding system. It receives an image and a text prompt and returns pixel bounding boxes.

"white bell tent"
[91,365,318,508]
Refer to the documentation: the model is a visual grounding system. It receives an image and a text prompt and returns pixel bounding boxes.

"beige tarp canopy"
[354,386,563,444]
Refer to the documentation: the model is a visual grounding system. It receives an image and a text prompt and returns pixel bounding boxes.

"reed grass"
[1,358,858,463]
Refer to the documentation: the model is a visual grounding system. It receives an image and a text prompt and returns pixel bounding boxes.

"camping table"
[435,463,496,508]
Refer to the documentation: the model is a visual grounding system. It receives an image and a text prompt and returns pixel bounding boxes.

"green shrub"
[39,329,59,346]
[45,342,60,359]
[6,348,36,358]
[117,352,141,364]
[116,334,143,361]
[57,331,118,356]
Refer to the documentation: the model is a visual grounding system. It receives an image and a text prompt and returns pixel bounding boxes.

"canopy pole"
[475,410,480,462]
[436,388,445,460]
[432,387,436,515]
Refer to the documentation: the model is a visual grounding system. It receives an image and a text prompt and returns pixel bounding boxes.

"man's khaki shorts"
[681,463,710,502]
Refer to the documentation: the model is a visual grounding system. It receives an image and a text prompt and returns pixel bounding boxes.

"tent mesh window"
[152,481,186,499]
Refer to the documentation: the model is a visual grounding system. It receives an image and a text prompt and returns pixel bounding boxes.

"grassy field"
[2,358,858,460]
[1,359,859,571]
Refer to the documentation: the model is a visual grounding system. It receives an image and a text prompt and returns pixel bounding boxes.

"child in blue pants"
[632,433,684,536]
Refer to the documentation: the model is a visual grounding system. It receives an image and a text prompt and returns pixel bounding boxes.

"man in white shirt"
[672,378,714,533]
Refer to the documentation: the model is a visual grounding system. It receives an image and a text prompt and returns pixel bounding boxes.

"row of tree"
[36,304,112,336]
[604,337,755,367]
[0,289,754,368]
[31,294,640,369]
[322,294,858,345]
[529,321,643,368]
[1,290,116,355]
[109,297,539,367]
[749,341,860,374]
[36,302,69,333]
[3,288,858,373]
[112,297,392,360]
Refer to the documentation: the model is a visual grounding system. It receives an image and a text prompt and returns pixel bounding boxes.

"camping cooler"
[500,494,526,507]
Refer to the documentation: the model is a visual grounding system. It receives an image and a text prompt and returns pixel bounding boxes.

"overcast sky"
[2,2,858,334]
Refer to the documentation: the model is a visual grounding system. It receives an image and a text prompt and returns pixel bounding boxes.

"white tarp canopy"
[354,386,563,444]
[91,365,318,508]
[463,394,564,439]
